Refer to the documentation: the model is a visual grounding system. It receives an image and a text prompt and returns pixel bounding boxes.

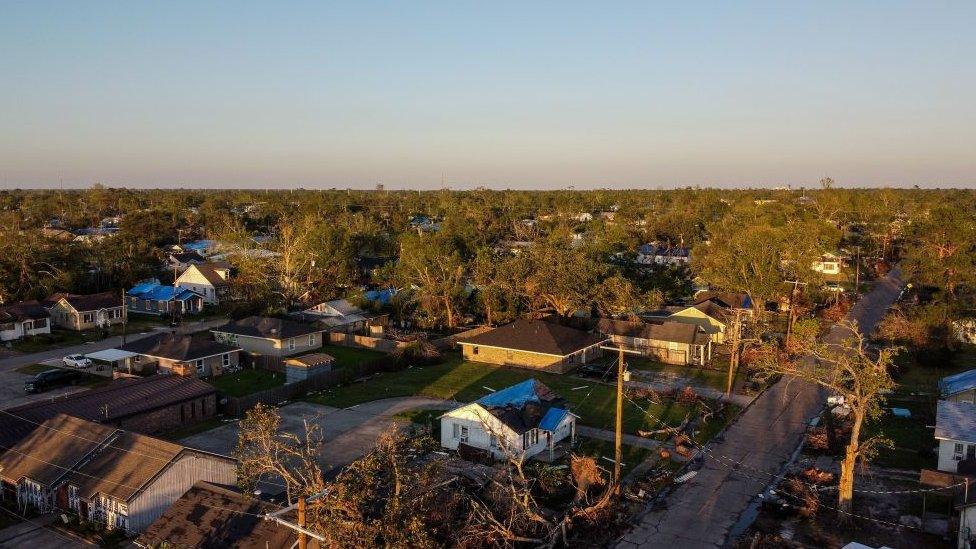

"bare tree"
[752,319,898,518]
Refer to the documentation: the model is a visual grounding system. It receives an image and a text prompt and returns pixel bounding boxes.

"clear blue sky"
[1,1,974,189]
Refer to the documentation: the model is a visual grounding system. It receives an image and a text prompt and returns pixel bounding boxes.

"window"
[195,359,205,375]
[955,443,965,460]
[472,346,479,355]
[222,353,230,367]
[309,333,316,346]
[34,318,47,329]
[83,313,94,323]
[288,338,296,351]
[452,423,469,443]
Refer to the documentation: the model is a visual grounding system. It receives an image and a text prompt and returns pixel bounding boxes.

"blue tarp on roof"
[183,239,216,252]
[941,368,976,397]
[477,379,543,408]
[127,283,200,302]
[364,288,396,305]
[538,408,570,431]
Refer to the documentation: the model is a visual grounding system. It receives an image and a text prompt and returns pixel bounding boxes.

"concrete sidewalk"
[615,269,904,548]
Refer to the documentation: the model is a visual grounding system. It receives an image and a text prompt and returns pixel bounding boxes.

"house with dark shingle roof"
[175,262,232,305]
[457,319,607,374]
[0,300,51,342]
[595,318,712,366]
[212,316,324,357]
[135,481,297,549]
[440,379,576,461]
[44,291,125,331]
[0,376,218,451]
[119,332,241,377]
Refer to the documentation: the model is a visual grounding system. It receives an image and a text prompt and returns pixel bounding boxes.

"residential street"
[616,268,905,548]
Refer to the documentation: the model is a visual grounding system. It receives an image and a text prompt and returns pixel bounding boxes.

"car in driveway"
[62,354,92,369]
[24,369,84,394]
[575,361,619,381]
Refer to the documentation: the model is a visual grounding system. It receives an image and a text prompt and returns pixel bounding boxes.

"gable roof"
[127,282,202,302]
[181,262,231,287]
[688,300,730,323]
[120,332,240,361]
[168,250,207,264]
[136,482,295,549]
[0,414,116,486]
[459,319,606,356]
[0,301,50,323]
[66,430,185,501]
[0,376,216,450]
[471,379,569,434]
[52,291,123,312]
[595,318,700,344]
[692,291,753,310]
[941,369,976,397]
[935,400,976,443]
[213,316,322,340]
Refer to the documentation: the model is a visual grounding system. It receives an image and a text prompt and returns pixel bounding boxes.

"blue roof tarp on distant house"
[364,288,395,305]
[941,369,976,397]
[477,379,548,408]
[127,282,201,302]
[183,240,216,252]
[538,407,572,431]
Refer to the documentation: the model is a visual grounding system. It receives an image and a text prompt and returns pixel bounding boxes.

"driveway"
[616,268,905,548]
[0,514,92,548]
[180,396,457,474]
[0,367,89,410]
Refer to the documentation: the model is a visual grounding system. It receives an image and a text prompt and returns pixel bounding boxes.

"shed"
[284,353,335,384]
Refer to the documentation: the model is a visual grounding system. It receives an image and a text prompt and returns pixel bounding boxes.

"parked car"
[576,361,619,381]
[62,354,93,369]
[24,369,84,394]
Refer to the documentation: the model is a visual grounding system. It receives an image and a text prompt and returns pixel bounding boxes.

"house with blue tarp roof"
[126,279,204,316]
[439,379,576,461]
[941,369,976,403]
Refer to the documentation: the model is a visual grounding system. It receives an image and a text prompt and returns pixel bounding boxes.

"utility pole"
[854,246,861,296]
[726,309,744,398]
[783,280,808,351]
[614,347,624,490]
[297,496,307,549]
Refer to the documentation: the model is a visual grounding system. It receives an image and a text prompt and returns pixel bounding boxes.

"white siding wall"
[125,452,236,533]
[439,405,575,460]
[936,438,976,473]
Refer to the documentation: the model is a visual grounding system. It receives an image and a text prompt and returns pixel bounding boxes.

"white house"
[935,400,976,473]
[440,379,576,461]
[0,301,51,342]
[812,253,842,275]
[175,262,231,305]
[635,242,691,266]
[940,369,976,404]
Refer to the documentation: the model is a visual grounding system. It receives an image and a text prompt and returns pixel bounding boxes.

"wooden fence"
[326,332,410,353]
[219,354,398,416]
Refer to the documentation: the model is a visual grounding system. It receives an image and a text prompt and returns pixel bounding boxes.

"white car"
[62,354,93,369]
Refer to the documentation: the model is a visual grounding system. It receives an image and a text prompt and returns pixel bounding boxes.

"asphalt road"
[616,268,904,549]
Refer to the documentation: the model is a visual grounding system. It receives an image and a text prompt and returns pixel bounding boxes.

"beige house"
[120,332,241,377]
[175,262,231,305]
[457,319,607,374]
[212,316,324,358]
[44,292,125,331]
[596,318,711,367]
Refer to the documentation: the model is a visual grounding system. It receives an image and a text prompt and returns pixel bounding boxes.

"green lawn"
[308,354,725,435]
[15,363,55,375]
[627,356,746,393]
[207,368,285,397]
[320,344,387,368]
[394,408,443,438]
[11,330,93,353]
[573,437,656,476]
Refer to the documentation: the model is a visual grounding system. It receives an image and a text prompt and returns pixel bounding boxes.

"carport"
[85,348,138,375]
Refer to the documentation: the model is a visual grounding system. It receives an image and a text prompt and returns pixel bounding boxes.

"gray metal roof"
[935,400,976,442]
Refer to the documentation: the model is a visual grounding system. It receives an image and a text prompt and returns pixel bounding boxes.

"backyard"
[320,344,386,368]
[308,353,737,436]
[626,354,748,393]
[207,368,285,397]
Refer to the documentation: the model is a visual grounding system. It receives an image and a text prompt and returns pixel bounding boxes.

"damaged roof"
[474,379,570,434]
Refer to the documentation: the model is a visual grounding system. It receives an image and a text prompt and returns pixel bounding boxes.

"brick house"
[44,291,126,331]
[0,376,219,451]
[212,316,324,358]
[457,319,607,374]
[119,332,241,377]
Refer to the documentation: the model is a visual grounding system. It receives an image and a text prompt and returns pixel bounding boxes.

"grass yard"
[627,356,746,393]
[573,437,656,476]
[15,363,56,375]
[11,330,93,353]
[308,354,727,435]
[394,408,444,438]
[207,368,285,397]
[321,344,387,368]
